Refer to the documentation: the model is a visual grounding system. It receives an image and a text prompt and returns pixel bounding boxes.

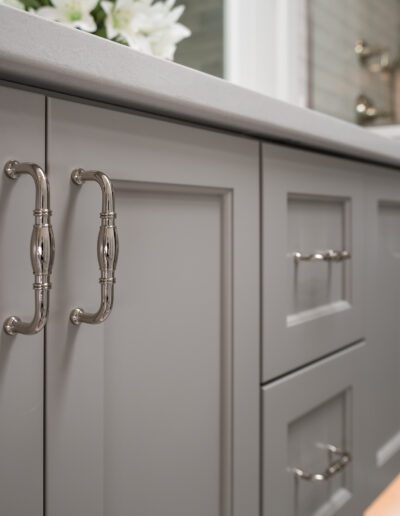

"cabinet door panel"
[47,99,260,516]
[364,167,400,500]
[262,343,369,516]
[262,143,364,381]
[0,84,44,516]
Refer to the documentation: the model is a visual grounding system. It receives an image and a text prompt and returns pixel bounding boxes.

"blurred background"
[174,0,400,136]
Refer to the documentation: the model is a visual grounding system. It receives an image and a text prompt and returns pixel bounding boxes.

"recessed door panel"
[287,195,347,315]
[46,98,260,516]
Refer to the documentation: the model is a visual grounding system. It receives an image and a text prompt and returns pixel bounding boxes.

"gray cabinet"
[1,80,400,516]
[262,143,365,381]
[364,165,400,500]
[262,343,369,516]
[0,85,44,516]
[45,99,260,516]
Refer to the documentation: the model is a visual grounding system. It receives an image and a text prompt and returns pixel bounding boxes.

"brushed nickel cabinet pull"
[70,169,119,326]
[293,250,351,263]
[290,444,351,482]
[3,160,55,336]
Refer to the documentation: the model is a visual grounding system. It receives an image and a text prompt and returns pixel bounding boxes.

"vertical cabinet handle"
[3,161,55,336]
[70,169,119,325]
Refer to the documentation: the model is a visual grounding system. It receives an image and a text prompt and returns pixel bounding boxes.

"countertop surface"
[1,6,400,167]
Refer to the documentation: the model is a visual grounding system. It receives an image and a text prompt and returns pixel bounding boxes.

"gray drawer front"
[262,143,365,381]
[262,343,369,516]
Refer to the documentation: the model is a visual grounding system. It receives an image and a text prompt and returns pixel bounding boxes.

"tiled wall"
[174,0,224,78]
[309,0,400,123]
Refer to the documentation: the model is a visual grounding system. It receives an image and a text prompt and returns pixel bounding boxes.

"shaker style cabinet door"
[0,85,45,515]
[263,343,369,516]
[46,99,260,516]
[262,143,364,381]
[364,165,400,501]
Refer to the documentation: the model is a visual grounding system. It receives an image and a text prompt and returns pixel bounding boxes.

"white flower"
[137,0,191,60]
[35,0,98,32]
[0,0,25,9]
[101,0,151,42]
[101,0,191,60]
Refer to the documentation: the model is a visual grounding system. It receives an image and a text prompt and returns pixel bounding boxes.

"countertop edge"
[1,6,400,168]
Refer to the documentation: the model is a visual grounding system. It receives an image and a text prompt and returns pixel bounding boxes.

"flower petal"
[169,22,191,41]
[100,0,112,14]
[73,13,97,32]
[50,0,66,11]
[82,0,98,14]
[125,33,153,54]
[105,14,119,39]
[2,0,25,10]
[167,4,185,24]
[35,6,61,21]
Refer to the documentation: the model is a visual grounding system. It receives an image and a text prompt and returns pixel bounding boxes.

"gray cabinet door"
[46,99,260,516]
[262,343,369,516]
[262,143,364,381]
[0,85,44,515]
[364,165,400,501]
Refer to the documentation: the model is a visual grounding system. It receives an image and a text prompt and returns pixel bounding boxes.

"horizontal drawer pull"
[293,250,351,263]
[289,444,351,482]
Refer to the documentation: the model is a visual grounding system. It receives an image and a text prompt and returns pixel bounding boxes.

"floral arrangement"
[1,0,191,60]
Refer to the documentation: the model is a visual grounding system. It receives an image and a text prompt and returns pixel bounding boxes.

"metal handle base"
[70,169,118,326]
[3,160,55,336]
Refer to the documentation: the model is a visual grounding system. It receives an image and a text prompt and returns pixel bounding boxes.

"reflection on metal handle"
[355,94,392,126]
[70,169,119,325]
[3,160,55,336]
[290,444,351,482]
[293,250,351,263]
[355,39,393,73]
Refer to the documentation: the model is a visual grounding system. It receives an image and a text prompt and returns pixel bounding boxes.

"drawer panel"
[287,195,347,316]
[262,343,368,516]
[262,143,364,381]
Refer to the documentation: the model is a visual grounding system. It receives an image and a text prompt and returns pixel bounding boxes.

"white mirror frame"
[224,0,309,107]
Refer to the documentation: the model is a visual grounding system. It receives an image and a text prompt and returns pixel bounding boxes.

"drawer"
[262,343,369,516]
[262,143,364,381]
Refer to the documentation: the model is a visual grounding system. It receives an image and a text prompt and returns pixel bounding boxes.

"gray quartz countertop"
[1,6,400,167]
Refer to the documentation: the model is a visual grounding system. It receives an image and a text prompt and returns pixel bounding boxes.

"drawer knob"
[289,444,351,482]
[293,250,351,263]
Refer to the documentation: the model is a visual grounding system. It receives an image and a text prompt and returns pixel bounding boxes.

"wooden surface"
[365,475,400,515]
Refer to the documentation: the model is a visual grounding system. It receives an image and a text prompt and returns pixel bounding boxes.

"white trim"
[376,430,400,468]
[225,0,309,106]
